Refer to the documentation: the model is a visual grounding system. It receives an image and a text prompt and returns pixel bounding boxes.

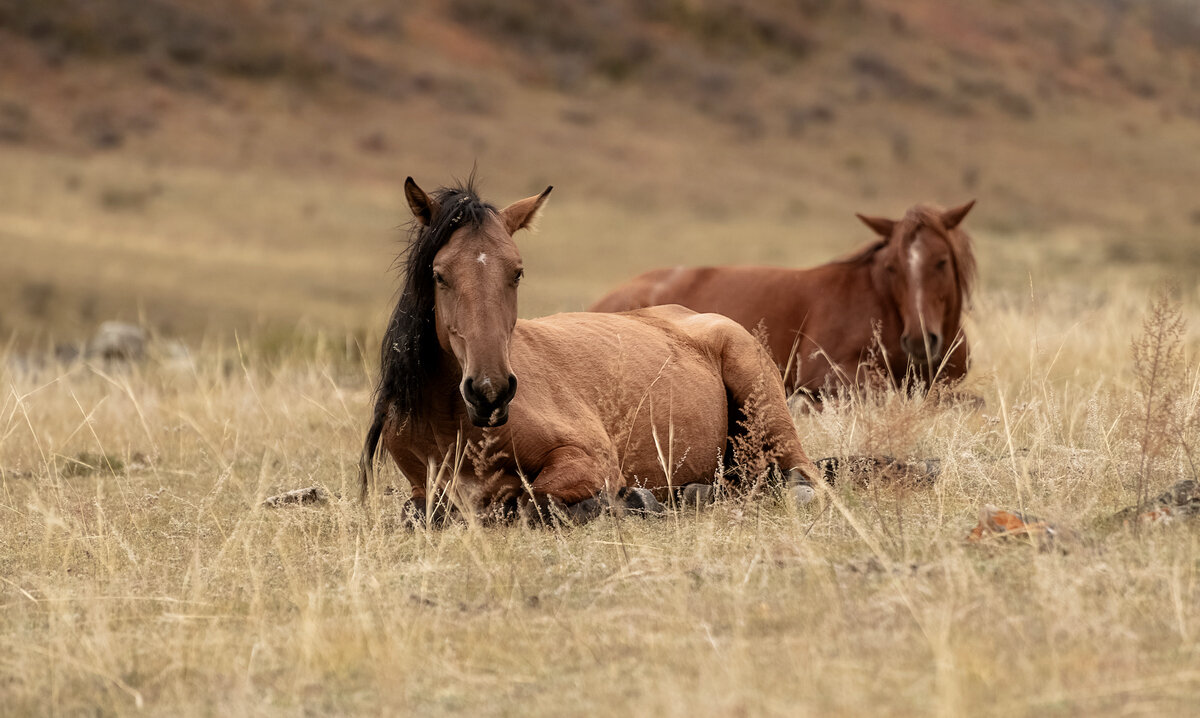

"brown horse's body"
[361,177,817,519]
[380,306,808,508]
[590,202,977,396]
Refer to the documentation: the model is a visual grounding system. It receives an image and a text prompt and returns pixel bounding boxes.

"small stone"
[87,322,146,361]
[262,486,330,508]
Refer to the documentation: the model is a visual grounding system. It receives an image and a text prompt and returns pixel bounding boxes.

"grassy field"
[2,283,1199,716]
[4,1,1200,715]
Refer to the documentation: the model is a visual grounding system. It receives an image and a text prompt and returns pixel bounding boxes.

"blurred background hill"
[2,0,1199,348]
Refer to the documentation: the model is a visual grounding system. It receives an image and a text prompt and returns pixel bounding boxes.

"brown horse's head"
[405,178,552,427]
[375,177,551,429]
[856,201,976,367]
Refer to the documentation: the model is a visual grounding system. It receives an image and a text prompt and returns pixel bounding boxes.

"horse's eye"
[886,264,897,274]
[514,269,524,286]
[433,271,447,287]
[935,259,948,270]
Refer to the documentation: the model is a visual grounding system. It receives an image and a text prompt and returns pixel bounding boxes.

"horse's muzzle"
[462,374,518,427]
[902,332,943,362]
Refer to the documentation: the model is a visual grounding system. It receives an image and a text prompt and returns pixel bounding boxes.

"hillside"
[2,0,1200,345]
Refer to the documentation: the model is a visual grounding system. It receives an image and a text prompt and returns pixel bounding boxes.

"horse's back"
[514,305,778,419]
[512,308,734,489]
[587,266,763,312]
[515,306,733,376]
[592,265,802,320]
[588,266,686,312]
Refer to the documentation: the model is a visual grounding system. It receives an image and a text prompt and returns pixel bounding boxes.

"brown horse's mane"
[835,204,977,304]
[373,177,497,422]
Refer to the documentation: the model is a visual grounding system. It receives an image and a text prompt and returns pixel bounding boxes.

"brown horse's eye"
[886,264,897,274]
[514,269,524,286]
[935,259,948,271]
[433,271,447,287]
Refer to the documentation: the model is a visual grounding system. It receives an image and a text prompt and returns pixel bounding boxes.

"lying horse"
[590,202,977,397]
[359,176,818,522]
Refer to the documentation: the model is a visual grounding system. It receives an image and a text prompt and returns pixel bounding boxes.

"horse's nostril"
[463,376,488,405]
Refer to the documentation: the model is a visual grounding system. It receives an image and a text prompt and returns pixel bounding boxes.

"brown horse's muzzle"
[902,331,943,363]
[461,374,518,427]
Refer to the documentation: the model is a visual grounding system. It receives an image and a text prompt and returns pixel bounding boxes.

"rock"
[816,455,941,487]
[88,322,147,361]
[1111,480,1200,526]
[262,486,331,508]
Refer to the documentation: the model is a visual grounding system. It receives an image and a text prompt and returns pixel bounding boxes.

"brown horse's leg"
[707,319,821,487]
[527,445,621,504]
[516,444,667,524]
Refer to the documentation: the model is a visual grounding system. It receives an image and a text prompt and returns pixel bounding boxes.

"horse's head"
[404,177,552,427]
[857,200,976,366]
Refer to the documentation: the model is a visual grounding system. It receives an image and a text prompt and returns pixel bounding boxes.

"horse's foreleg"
[517,445,664,524]
[527,445,620,504]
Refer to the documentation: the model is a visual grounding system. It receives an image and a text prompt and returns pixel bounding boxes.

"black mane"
[375,179,496,419]
[358,179,496,493]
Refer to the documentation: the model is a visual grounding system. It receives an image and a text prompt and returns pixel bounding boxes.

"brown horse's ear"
[404,177,439,226]
[500,186,553,234]
[941,200,976,230]
[856,213,896,238]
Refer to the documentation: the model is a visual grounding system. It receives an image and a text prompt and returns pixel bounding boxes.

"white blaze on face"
[908,240,926,333]
[477,252,487,265]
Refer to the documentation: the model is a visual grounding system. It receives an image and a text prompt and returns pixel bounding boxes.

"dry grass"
[3,2,1200,714]
[2,283,1199,717]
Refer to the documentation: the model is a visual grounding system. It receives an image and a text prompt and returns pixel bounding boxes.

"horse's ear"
[856,213,896,238]
[500,186,553,234]
[941,200,975,230]
[404,177,438,226]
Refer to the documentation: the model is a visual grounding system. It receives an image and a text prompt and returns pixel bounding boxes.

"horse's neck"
[804,259,888,310]
[415,349,468,429]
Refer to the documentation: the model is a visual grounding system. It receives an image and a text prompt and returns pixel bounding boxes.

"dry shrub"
[1126,285,1195,513]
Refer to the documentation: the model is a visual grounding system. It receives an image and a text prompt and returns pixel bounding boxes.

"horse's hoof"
[618,487,665,515]
[566,497,604,524]
[400,499,426,529]
[518,494,564,527]
[785,468,817,506]
[789,483,816,505]
[680,483,714,508]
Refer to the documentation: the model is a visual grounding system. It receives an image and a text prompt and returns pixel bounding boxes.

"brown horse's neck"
[864,257,901,323]
[422,347,467,423]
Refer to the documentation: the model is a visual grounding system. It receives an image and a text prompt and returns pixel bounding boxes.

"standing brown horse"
[359,176,819,523]
[590,202,977,397]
